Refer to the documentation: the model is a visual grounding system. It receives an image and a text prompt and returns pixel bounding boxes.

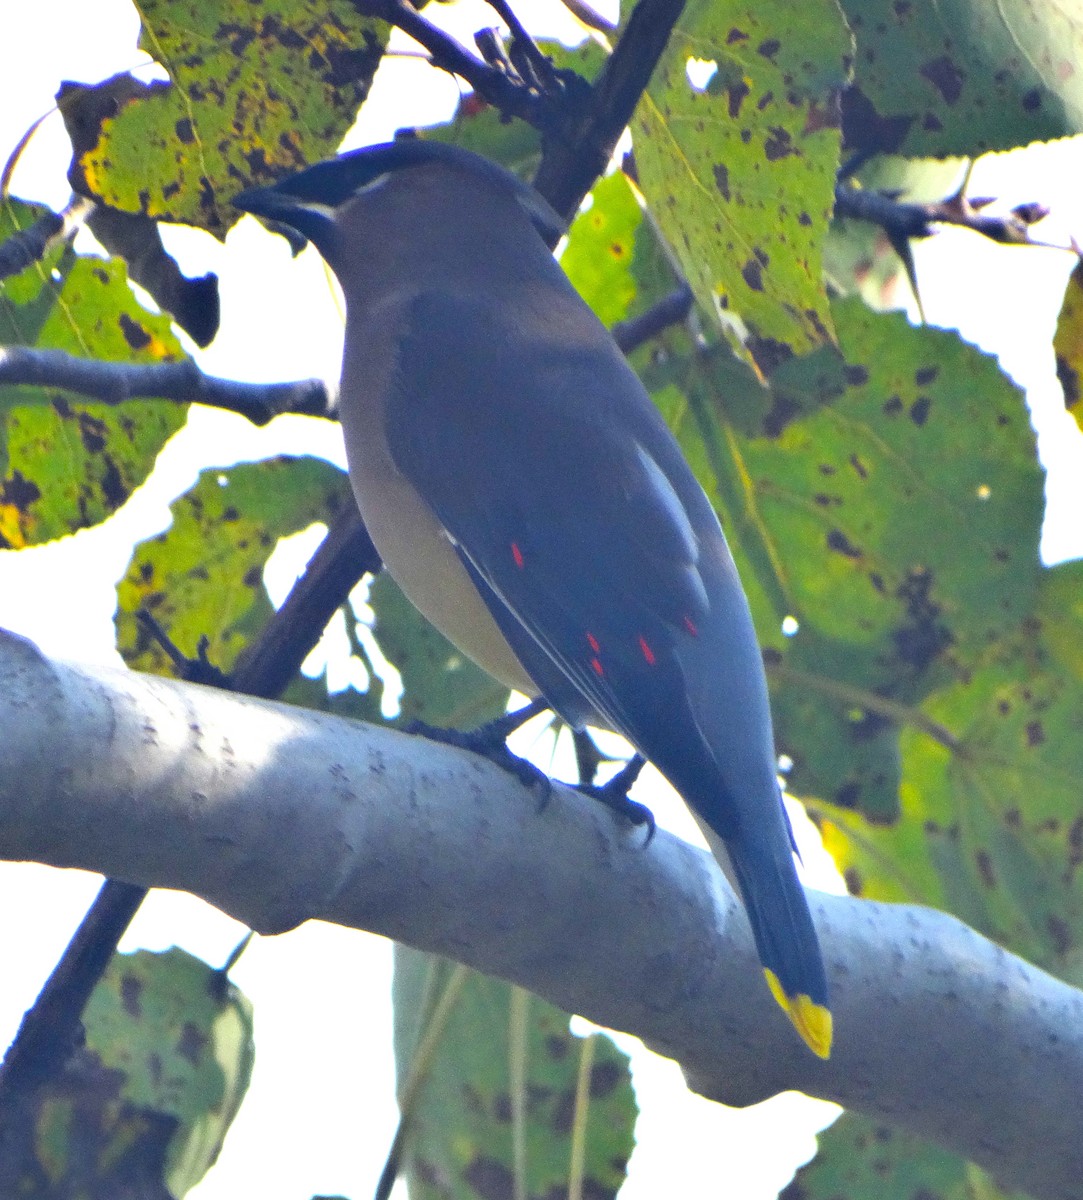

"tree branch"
[1,628,1080,1200]
[834,183,1053,248]
[611,284,693,354]
[0,500,378,1160]
[533,0,687,221]
[353,0,557,128]
[0,345,335,424]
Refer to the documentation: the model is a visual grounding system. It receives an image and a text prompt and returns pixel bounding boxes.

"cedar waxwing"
[234,141,832,1058]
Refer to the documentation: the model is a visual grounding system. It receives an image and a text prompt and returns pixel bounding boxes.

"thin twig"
[834,183,1057,249]
[353,0,558,128]
[611,283,693,354]
[0,346,335,424]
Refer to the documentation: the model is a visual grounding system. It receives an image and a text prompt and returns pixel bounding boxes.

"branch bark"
[0,346,335,423]
[0,628,1079,1200]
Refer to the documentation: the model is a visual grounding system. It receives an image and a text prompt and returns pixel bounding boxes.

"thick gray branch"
[0,628,1079,1200]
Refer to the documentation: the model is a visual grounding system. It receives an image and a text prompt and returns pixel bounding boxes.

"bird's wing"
[385,290,734,782]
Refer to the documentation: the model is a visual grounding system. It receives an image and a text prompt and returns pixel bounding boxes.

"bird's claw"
[405,704,553,800]
[577,753,655,845]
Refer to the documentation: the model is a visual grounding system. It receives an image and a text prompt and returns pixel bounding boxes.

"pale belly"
[337,329,537,697]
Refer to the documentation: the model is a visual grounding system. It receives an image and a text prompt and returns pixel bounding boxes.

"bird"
[234,140,832,1058]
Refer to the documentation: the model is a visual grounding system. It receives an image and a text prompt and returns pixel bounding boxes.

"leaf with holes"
[65,0,389,236]
[116,456,353,676]
[632,0,851,377]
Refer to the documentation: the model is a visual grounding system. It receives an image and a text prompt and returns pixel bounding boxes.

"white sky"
[1,2,1082,1198]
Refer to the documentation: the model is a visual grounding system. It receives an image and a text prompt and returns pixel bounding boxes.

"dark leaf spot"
[1022,88,1042,112]
[742,258,764,291]
[764,127,795,160]
[893,567,953,671]
[848,453,869,479]
[713,162,730,201]
[920,55,964,104]
[727,80,750,118]
[844,364,869,387]
[883,394,903,416]
[1055,355,1080,410]
[100,454,128,509]
[830,530,864,556]
[119,312,152,350]
[175,117,194,144]
[545,1033,568,1059]
[975,849,995,888]
[910,396,931,425]
[78,411,108,454]
[758,38,781,59]
[915,365,939,385]
[121,972,143,1017]
[1047,915,1072,956]
[844,866,863,894]
[177,1020,208,1065]
[1026,720,1045,747]
[590,1060,621,1097]
[746,335,793,376]
[243,565,262,588]
[464,1156,514,1200]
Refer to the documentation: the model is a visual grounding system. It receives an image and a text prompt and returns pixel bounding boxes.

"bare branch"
[0,345,335,424]
[834,183,1058,249]
[611,284,693,354]
[352,0,557,128]
[1,628,1080,1200]
[533,0,687,222]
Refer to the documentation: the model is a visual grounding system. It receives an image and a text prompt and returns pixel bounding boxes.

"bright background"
[1,3,1081,1196]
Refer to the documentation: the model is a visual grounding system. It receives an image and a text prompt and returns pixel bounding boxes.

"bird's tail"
[699,820,832,1058]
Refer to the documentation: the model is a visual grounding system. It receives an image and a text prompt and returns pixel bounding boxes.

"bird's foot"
[406,698,553,797]
[577,753,655,844]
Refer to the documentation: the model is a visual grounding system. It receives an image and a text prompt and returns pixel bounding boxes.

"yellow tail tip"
[764,969,833,1059]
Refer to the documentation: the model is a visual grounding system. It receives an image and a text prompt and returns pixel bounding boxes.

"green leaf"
[632,0,851,376]
[814,561,1083,980]
[0,200,187,547]
[561,171,641,325]
[28,948,253,1198]
[393,949,635,1200]
[788,1111,1030,1200]
[368,571,508,729]
[116,456,353,676]
[840,0,1083,157]
[1053,258,1083,435]
[69,0,389,236]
